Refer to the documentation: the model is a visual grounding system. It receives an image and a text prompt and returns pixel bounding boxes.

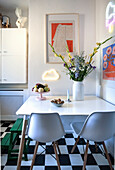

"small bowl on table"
[51,99,64,107]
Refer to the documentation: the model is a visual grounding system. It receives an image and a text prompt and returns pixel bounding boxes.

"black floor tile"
[1,122,11,127]
[46,145,54,154]
[81,154,97,165]
[89,145,102,153]
[99,165,112,170]
[45,166,58,170]
[72,166,82,170]
[59,154,71,165]
[57,138,66,145]
[65,133,74,138]
[34,154,45,165]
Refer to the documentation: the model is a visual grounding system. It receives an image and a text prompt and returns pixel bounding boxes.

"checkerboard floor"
[0,120,114,170]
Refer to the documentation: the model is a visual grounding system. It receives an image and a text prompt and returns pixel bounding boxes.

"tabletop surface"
[16,96,115,116]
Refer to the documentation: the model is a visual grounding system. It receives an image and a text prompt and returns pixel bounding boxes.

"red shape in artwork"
[66,40,73,52]
[103,61,115,80]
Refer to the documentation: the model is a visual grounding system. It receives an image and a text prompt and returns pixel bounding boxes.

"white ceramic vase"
[73,81,84,101]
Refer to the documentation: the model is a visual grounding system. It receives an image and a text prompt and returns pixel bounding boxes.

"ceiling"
[0,0,28,11]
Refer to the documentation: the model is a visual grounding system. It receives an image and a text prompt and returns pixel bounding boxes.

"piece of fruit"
[38,88,44,93]
[44,83,48,87]
[37,84,45,89]
[34,87,38,92]
[44,87,50,92]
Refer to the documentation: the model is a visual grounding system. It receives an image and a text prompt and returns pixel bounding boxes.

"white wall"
[96,0,115,104]
[28,0,96,96]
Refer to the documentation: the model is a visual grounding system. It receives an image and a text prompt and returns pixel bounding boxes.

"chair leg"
[83,140,89,170]
[94,142,98,152]
[71,135,80,153]
[30,141,39,170]
[102,141,113,170]
[55,141,61,154]
[53,142,61,170]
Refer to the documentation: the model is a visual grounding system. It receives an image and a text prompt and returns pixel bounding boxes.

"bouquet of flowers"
[49,36,113,81]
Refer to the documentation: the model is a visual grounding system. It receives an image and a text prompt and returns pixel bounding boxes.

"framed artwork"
[103,43,115,80]
[46,13,79,63]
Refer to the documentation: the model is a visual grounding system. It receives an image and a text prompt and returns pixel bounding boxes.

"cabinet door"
[0,29,2,82]
[0,55,2,82]
[2,28,26,56]
[0,28,1,54]
[2,55,26,83]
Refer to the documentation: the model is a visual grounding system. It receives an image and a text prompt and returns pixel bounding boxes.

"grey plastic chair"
[28,112,65,170]
[70,111,115,170]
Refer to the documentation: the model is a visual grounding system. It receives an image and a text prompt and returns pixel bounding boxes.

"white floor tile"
[46,142,52,146]
[86,165,100,170]
[0,132,10,139]
[21,159,32,166]
[4,166,17,170]
[37,145,46,154]
[45,154,57,166]
[78,145,91,154]
[29,140,36,145]
[26,154,34,161]
[58,145,68,154]
[0,123,3,126]
[1,154,7,166]
[93,154,109,165]
[69,154,83,165]
[89,141,94,145]
[73,133,78,138]
[65,138,75,145]
[0,127,8,132]
[8,123,14,128]
[33,166,45,170]
[61,166,72,170]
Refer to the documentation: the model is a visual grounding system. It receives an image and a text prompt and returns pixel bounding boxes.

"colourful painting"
[46,14,79,63]
[103,43,115,80]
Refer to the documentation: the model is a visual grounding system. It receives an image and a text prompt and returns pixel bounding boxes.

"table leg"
[17,115,28,170]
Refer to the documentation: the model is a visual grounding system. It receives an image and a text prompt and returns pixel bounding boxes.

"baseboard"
[1,115,23,120]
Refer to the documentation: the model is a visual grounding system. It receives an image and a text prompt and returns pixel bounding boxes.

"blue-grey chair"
[70,111,115,170]
[28,112,65,170]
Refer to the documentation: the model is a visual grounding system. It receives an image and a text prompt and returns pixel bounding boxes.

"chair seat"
[71,122,84,135]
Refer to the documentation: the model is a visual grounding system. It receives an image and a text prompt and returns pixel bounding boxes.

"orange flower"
[94,47,98,51]
[61,56,64,59]
[96,42,101,46]
[89,53,93,57]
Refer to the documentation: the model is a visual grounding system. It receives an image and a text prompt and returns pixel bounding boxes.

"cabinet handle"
[3,51,7,53]
[0,79,2,81]
[0,51,1,53]
[3,79,7,81]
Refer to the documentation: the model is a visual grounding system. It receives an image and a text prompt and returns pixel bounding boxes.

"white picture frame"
[46,13,80,64]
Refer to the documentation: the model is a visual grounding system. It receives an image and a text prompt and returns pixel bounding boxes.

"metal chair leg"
[102,141,113,170]
[53,142,61,170]
[30,141,39,170]
[83,140,89,170]
[71,135,80,153]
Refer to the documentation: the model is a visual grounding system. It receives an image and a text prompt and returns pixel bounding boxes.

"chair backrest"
[79,111,115,142]
[28,112,65,143]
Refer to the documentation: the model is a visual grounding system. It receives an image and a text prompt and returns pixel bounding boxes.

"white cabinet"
[0,29,2,82]
[0,28,27,84]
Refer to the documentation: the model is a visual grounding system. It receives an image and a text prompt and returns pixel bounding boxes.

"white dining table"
[16,96,115,170]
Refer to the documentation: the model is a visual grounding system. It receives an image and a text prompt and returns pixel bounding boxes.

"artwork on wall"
[103,43,115,80]
[46,13,79,63]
